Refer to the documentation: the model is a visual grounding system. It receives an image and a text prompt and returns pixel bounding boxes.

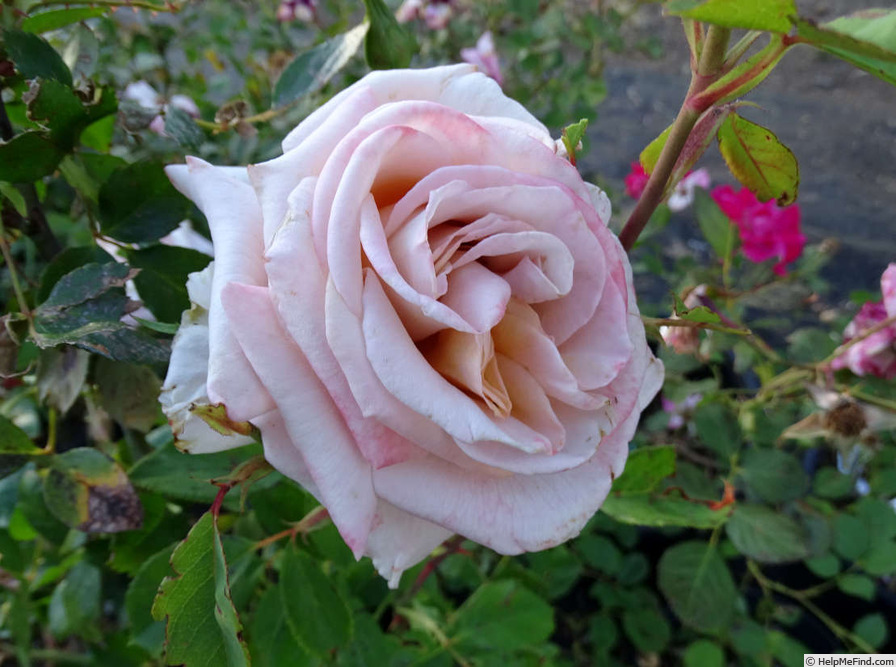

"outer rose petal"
[221,283,377,558]
[159,266,256,453]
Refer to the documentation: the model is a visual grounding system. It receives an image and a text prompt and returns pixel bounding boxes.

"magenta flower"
[396,0,453,29]
[711,185,805,276]
[276,0,316,23]
[624,162,649,199]
[832,264,896,379]
[461,32,503,86]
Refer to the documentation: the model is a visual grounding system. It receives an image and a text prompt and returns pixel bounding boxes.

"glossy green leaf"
[273,23,368,108]
[612,446,675,494]
[725,504,810,563]
[664,0,796,33]
[838,573,876,601]
[694,188,737,259]
[152,513,250,666]
[795,11,896,87]
[0,131,64,183]
[0,415,41,455]
[805,553,840,578]
[249,587,314,667]
[639,125,671,174]
[98,161,193,243]
[44,447,143,533]
[37,245,116,303]
[363,0,417,69]
[601,494,730,529]
[740,448,808,503]
[164,106,206,150]
[21,7,107,33]
[280,545,353,656]
[832,513,869,561]
[453,579,554,651]
[129,442,264,506]
[32,263,170,364]
[854,614,888,650]
[48,561,101,640]
[684,640,726,667]
[561,118,588,165]
[622,606,670,653]
[125,245,211,323]
[717,113,799,205]
[658,541,737,632]
[2,29,72,84]
[95,358,162,432]
[125,542,177,657]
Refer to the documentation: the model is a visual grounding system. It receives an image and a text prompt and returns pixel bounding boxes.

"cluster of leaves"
[1,0,896,665]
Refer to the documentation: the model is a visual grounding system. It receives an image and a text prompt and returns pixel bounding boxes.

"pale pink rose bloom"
[422,3,452,29]
[659,285,705,355]
[461,32,503,86]
[667,168,710,212]
[832,263,896,379]
[160,65,662,586]
[396,0,424,23]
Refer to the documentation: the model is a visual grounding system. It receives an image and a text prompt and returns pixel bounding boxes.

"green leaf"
[805,553,840,578]
[684,640,726,667]
[2,29,72,85]
[694,188,737,259]
[576,534,623,575]
[38,246,115,303]
[561,118,588,165]
[363,0,417,69]
[813,467,854,499]
[125,245,211,323]
[99,161,193,243]
[32,263,170,365]
[664,0,796,33]
[694,401,741,457]
[21,7,107,33]
[832,513,869,561]
[273,23,369,108]
[854,614,888,650]
[44,447,143,533]
[657,541,737,632]
[129,442,264,506]
[601,494,730,529]
[250,587,315,667]
[453,579,554,651]
[837,573,876,601]
[0,131,64,183]
[48,561,101,641]
[860,541,896,576]
[152,513,250,667]
[280,545,353,657]
[795,11,896,87]
[740,448,809,503]
[612,446,675,494]
[717,113,799,206]
[164,106,206,150]
[639,125,672,174]
[725,504,810,563]
[125,542,177,657]
[0,414,41,455]
[622,606,670,653]
[95,358,162,431]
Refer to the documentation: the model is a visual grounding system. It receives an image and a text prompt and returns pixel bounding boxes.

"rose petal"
[165,158,274,422]
[221,282,376,558]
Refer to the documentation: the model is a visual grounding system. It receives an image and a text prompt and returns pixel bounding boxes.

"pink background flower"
[711,185,805,276]
[832,263,896,379]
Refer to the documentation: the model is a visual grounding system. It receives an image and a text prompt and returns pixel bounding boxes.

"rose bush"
[160,64,662,586]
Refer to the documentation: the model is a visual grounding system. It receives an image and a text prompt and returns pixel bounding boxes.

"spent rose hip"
[160,65,662,586]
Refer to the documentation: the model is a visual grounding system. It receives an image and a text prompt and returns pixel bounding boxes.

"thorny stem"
[747,561,877,654]
[252,505,330,550]
[618,25,730,251]
[195,106,291,133]
[0,226,31,317]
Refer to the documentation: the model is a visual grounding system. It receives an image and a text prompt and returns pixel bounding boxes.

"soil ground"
[582,0,896,301]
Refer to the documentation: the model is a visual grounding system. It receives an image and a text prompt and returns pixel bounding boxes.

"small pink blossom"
[668,168,710,212]
[276,0,316,22]
[461,32,502,86]
[711,185,805,276]
[123,81,200,138]
[624,162,648,199]
[396,0,453,29]
[832,264,896,379]
[662,394,702,430]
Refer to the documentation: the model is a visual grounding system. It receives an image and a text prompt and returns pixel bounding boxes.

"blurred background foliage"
[1,0,895,664]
